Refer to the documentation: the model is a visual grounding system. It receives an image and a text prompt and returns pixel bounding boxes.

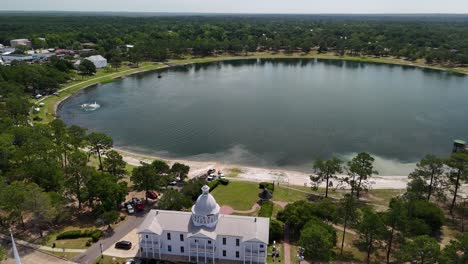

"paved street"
[72,212,147,264]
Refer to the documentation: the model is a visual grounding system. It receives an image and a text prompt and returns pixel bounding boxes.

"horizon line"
[1,10,468,15]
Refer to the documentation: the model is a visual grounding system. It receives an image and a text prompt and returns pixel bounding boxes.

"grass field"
[211,181,260,210]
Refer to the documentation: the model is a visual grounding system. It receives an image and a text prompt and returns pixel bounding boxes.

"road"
[72,212,147,264]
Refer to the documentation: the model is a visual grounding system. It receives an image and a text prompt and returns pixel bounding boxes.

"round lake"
[58,59,468,174]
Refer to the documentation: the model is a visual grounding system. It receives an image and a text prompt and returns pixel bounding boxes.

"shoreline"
[45,53,468,191]
[114,147,411,190]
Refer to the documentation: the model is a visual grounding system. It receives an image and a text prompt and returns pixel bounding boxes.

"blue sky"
[2,0,468,13]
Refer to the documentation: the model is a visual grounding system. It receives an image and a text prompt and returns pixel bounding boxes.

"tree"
[86,132,113,170]
[170,162,190,182]
[396,235,440,264]
[78,59,96,76]
[269,219,284,243]
[406,199,445,236]
[347,152,378,198]
[445,152,468,214]
[68,125,87,149]
[50,119,70,167]
[384,198,408,264]
[64,151,91,209]
[87,172,127,211]
[101,210,120,229]
[440,232,468,264]
[409,154,444,201]
[110,55,122,71]
[356,207,387,263]
[151,160,170,174]
[338,194,358,256]
[311,157,343,198]
[157,189,192,210]
[131,163,168,202]
[299,218,337,261]
[0,245,5,261]
[103,150,126,178]
[23,184,59,237]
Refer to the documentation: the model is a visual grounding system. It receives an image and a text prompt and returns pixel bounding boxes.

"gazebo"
[259,187,273,201]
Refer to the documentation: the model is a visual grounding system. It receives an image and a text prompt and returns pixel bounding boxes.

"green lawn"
[211,181,260,210]
[51,237,90,249]
[93,255,128,264]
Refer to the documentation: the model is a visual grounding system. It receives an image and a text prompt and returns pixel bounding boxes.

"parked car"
[124,259,142,264]
[146,191,158,200]
[126,204,134,214]
[115,241,132,250]
[135,202,145,212]
[168,180,177,186]
[218,173,225,179]
[207,175,214,181]
[131,197,141,206]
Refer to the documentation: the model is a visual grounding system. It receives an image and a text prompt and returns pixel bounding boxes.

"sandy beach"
[116,148,412,190]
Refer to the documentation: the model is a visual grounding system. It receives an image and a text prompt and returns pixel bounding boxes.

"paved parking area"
[102,228,139,258]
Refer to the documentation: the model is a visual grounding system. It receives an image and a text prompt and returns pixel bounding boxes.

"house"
[1,54,34,64]
[137,185,269,263]
[75,55,108,69]
[10,39,32,48]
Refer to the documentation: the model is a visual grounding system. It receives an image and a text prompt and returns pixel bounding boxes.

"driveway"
[1,242,76,264]
[72,212,147,264]
[102,229,139,258]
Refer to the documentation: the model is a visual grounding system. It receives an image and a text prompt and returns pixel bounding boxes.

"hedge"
[56,229,103,242]
[258,200,274,218]
[259,182,274,193]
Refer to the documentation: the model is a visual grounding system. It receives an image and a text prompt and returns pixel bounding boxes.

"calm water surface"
[58,59,468,174]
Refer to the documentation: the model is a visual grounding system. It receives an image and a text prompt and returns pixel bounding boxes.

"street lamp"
[100,243,103,259]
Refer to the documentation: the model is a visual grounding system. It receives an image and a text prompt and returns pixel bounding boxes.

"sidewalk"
[0,234,86,253]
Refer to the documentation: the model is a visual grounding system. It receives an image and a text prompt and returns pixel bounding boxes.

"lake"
[58,59,468,175]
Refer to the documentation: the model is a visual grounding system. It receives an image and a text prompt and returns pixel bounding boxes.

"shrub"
[269,219,284,243]
[208,179,220,190]
[219,178,230,185]
[90,230,103,242]
[259,182,274,193]
[258,201,274,218]
[56,229,103,242]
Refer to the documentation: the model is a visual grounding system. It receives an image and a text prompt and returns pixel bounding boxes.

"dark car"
[115,241,132,250]
[146,191,158,200]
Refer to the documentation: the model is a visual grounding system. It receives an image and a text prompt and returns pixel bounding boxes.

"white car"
[124,259,141,264]
[126,204,134,214]
[218,173,225,179]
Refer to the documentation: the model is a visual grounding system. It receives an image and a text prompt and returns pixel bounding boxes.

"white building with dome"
[137,185,269,263]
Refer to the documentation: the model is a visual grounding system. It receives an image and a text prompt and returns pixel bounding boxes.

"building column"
[189,239,191,262]
[250,243,253,264]
[197,240,199,263]
[204,239,207,264]
[212,240,215,264]
[159,237,161,260]
[243,244,246,264]
[151,235,155,259]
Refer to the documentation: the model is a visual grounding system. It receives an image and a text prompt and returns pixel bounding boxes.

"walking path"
[0,234,86,253]
[283,225,291,264]
[219,203,260,215]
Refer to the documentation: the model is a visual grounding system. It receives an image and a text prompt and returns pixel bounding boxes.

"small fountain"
[81,102,101,111]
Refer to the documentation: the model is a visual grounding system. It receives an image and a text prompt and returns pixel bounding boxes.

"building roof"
[86,55,107,62]
[138,210,269,243]
[259,188,272,200]
[192,185,220,216]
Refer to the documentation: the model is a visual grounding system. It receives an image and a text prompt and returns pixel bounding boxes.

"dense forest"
[1,14,468,64]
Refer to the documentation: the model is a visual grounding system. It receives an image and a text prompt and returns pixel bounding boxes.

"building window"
[222,237,226,245]
[222,250,226,257]
[208,240,212,244]
[236,239,240,246]
[195,239,198,243]
[181,246,185,253]
[168,245,172,252]
[260,244,264,248]
[180,234,184,241]
[236,251,240,258]
[145,235,148,239]
[167,233,171,240]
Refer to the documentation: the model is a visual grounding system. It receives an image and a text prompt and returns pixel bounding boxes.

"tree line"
[1,14,468,65]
